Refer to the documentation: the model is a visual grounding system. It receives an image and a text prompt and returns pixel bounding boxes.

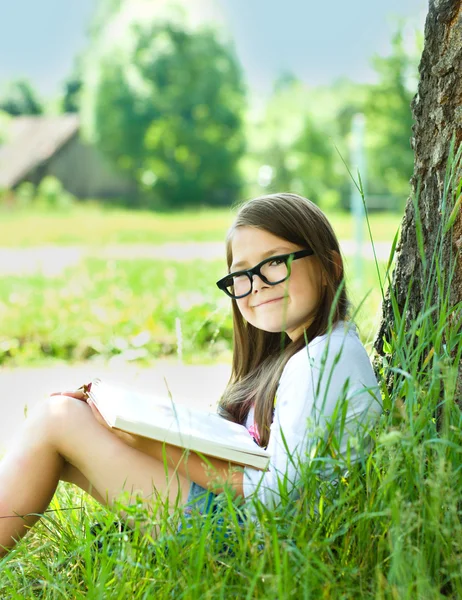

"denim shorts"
[91,482,245,558]
[178,481,217,527]
[176,482,246,554]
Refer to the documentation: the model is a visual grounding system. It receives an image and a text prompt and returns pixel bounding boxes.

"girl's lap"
[41,395,245,547]
[22,395,242,546]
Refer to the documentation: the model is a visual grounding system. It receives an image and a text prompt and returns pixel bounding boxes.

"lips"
[252,297,285,308]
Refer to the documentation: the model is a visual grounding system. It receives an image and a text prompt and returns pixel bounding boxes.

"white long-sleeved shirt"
[242,320,382,508]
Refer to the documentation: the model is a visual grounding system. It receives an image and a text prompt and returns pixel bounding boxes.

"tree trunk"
[373,0,462,403]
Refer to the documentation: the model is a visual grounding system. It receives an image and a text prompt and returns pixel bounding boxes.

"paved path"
[0,240,392,276]
[0,360,231,453]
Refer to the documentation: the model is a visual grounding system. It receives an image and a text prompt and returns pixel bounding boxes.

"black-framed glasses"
[216,248,314,299]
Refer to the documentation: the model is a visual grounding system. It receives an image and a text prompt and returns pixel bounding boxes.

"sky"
[0,0,428,99]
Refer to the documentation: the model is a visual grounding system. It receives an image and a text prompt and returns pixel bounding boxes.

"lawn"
[0,202,402,246]
[0,254,387,367]
[0,201,395,367]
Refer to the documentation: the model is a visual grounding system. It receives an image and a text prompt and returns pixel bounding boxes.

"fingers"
[50,382,92,400]
[49,388,90,402]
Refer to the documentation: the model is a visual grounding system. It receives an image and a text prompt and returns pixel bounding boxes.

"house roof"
[0,114,80,189]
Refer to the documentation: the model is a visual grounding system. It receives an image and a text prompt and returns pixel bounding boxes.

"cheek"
[235,298,249,319]
[288,270,321,302]
[236,298,259,327]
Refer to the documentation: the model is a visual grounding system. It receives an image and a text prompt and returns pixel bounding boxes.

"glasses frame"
[216,248,314,299]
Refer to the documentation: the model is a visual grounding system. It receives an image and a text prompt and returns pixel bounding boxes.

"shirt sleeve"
[242,333,381,509]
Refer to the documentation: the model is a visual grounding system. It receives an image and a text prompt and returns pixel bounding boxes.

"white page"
[90,379,269,458]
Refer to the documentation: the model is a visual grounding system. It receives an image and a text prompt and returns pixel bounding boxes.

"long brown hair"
[217,193,351,448]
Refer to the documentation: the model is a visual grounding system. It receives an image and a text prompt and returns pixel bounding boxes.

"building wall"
[46,135,137,200]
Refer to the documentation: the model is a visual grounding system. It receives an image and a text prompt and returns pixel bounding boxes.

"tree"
[364,26,422,203]
[0,110,11,144]
[62,61,83,114]
[0,79,43,116]
[374,0,462,404]
[243,78,352,210]
[81,2,245,208]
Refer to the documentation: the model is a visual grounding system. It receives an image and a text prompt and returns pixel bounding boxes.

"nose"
[251,273,268,293]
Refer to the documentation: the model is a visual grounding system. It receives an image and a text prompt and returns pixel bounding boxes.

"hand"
[50,382,92,402]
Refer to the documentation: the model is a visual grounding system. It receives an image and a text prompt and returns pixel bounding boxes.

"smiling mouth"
[253,297,285,308]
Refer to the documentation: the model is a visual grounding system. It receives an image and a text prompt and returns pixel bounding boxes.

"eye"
[233,273,248,281]
[268,257,286,267]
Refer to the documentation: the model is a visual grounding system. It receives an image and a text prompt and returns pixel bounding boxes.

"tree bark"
[373,0,462,403]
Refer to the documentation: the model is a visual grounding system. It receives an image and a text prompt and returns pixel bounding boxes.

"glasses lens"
[220,274,251,298]
[260,257,289,283]
[231,273,252,297]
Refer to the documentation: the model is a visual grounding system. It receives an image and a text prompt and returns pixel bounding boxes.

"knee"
[26,394,91,447]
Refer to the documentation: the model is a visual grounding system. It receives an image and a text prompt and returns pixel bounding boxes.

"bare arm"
[133,436,245,498]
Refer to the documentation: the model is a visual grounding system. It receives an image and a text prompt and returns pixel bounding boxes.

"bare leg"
[60,462,107,506]
[0,395,190,556]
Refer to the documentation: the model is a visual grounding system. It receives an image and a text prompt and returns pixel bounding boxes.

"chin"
[253,320,287,334]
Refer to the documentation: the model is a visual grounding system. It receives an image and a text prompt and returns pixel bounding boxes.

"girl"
[0,193,382,556]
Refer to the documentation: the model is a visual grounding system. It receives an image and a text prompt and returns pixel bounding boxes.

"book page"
[91,379,268,458]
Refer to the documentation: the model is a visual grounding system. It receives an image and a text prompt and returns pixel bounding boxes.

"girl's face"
[230,226,325,341]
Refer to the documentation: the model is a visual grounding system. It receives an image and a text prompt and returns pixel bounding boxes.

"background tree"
[374,0,462,403]
[363,26,422,207]
[243,77,352,210]
[0,110,11,144]
[0,79,43,116]
[61,60,83,113]
[81,1,245,208]
[242,25,421,214]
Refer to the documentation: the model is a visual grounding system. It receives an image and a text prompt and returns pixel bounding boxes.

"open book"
[87,378,270,470]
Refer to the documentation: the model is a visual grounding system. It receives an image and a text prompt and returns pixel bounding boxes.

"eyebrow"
[230,247,293,272]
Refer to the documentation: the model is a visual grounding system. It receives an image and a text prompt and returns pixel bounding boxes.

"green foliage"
[242,78,348,209]
[293,106,348,210]
[243,77,367,211]
[364,27,422,201]
[61,70,83,114]
[0,202,401,246]
[13,177,76,211]
[0,257,233,366]
[82,13,246,209]
[0,79,43,116]
[0,109,11,144]
[35,177,76,210]
[243,24,421,213]
[0,203,236,245]
[12,181,35,208]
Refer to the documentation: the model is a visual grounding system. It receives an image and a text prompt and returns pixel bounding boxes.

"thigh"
[60,462,106,505]
[45,396,190,518]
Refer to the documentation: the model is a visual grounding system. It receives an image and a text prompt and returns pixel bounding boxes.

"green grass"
[0,201,401,246]
[1,183,461,597]
[0,254,385,367]
[0,257,232,366]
